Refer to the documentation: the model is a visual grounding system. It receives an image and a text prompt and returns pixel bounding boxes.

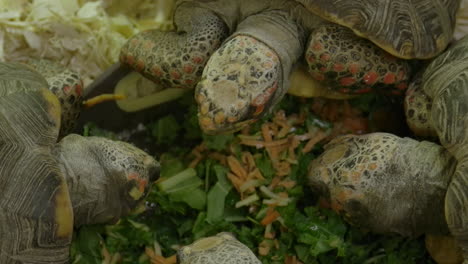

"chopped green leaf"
[203,133,235,151]
[157,168,201,193]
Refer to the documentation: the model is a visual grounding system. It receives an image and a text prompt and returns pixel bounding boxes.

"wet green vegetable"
[71,94,434,264]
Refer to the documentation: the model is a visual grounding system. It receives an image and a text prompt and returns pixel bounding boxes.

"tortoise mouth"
[196,80,279,135]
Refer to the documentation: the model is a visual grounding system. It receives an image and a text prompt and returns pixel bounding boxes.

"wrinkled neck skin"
[53,136,131,227]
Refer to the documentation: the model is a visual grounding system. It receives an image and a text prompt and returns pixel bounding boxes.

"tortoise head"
[55,134,160,226]
[177,232,261,264]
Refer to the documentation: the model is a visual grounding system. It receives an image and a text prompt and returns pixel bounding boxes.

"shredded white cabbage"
[0,0,174,86]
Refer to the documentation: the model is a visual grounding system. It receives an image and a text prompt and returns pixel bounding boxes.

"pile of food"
[1,0,468,264]
[78,91,435,264]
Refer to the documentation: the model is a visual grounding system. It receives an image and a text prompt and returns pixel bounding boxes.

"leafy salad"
[72,94,434,264]
[0,1,446,263]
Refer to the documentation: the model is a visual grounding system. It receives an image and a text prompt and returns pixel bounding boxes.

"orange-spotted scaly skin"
[196,35,281,134]
[120,6,228,89]
[25,59,84,138]
[308,133,456,237]
[305,24,411,95]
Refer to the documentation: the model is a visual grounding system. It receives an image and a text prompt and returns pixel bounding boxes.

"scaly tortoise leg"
[24,59,84,138]
[196,9,306,134]
[304,24,411,95]
[403,72,437,138]
[119,3,229,89]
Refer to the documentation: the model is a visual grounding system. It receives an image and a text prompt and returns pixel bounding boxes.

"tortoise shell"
[297,0,460,59]
[421,34,468,260]
[0,62,73,263]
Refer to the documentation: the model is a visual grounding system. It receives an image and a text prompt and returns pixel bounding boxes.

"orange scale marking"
[363,71,378,85]
[312,72,325,81]
[62,86,71,94]
[126,55,135,66]
[355,87,372,94]
[383,73,396,84]
[191,56,204,64]
[152,66,163,77]
[397,83,408,90]
[136,60,145,71]
[320,53,331,62]
[339,77,356,86]
[170,70,181,80]
[312,42,323,51]
[183,64,194,74]
[74,84,83,96]
[333,63,345,72]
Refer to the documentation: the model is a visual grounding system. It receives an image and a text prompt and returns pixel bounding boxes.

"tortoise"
[0,61,160,263]
[118,0,459,134]
[308,35,468,263]
[113,0,463,262]
[177,232,261,264]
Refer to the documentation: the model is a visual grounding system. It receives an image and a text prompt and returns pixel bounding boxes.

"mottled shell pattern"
[422,34,468,260]
[0,62,73,263]
[297,0,460,59]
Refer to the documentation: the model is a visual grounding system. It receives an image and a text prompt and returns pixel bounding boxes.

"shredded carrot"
[153,255,168,264]
[269,176,282,189]
[165,255,177,264]
[264,231,276,239]
[207,152,228,165]
[188,156,202,168]
[278,180,296,189]
[190,148,203,159]
[242,151,256,171]
[302,130,328,153]
[262,123,273,142]
[277,124,291,138]
[227,155,248,180]
[294,132,314,141]
[145,247,168,264]
[249,168,266,181]
[240,138,289,148]
[258,240,272,256]
[101,245,112,263]
[288,136,300,162]
[285,255,300,264]
[274,161,291,177]
[227,172,243,193]
[241,125,251,135]
[261,209,281,226]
